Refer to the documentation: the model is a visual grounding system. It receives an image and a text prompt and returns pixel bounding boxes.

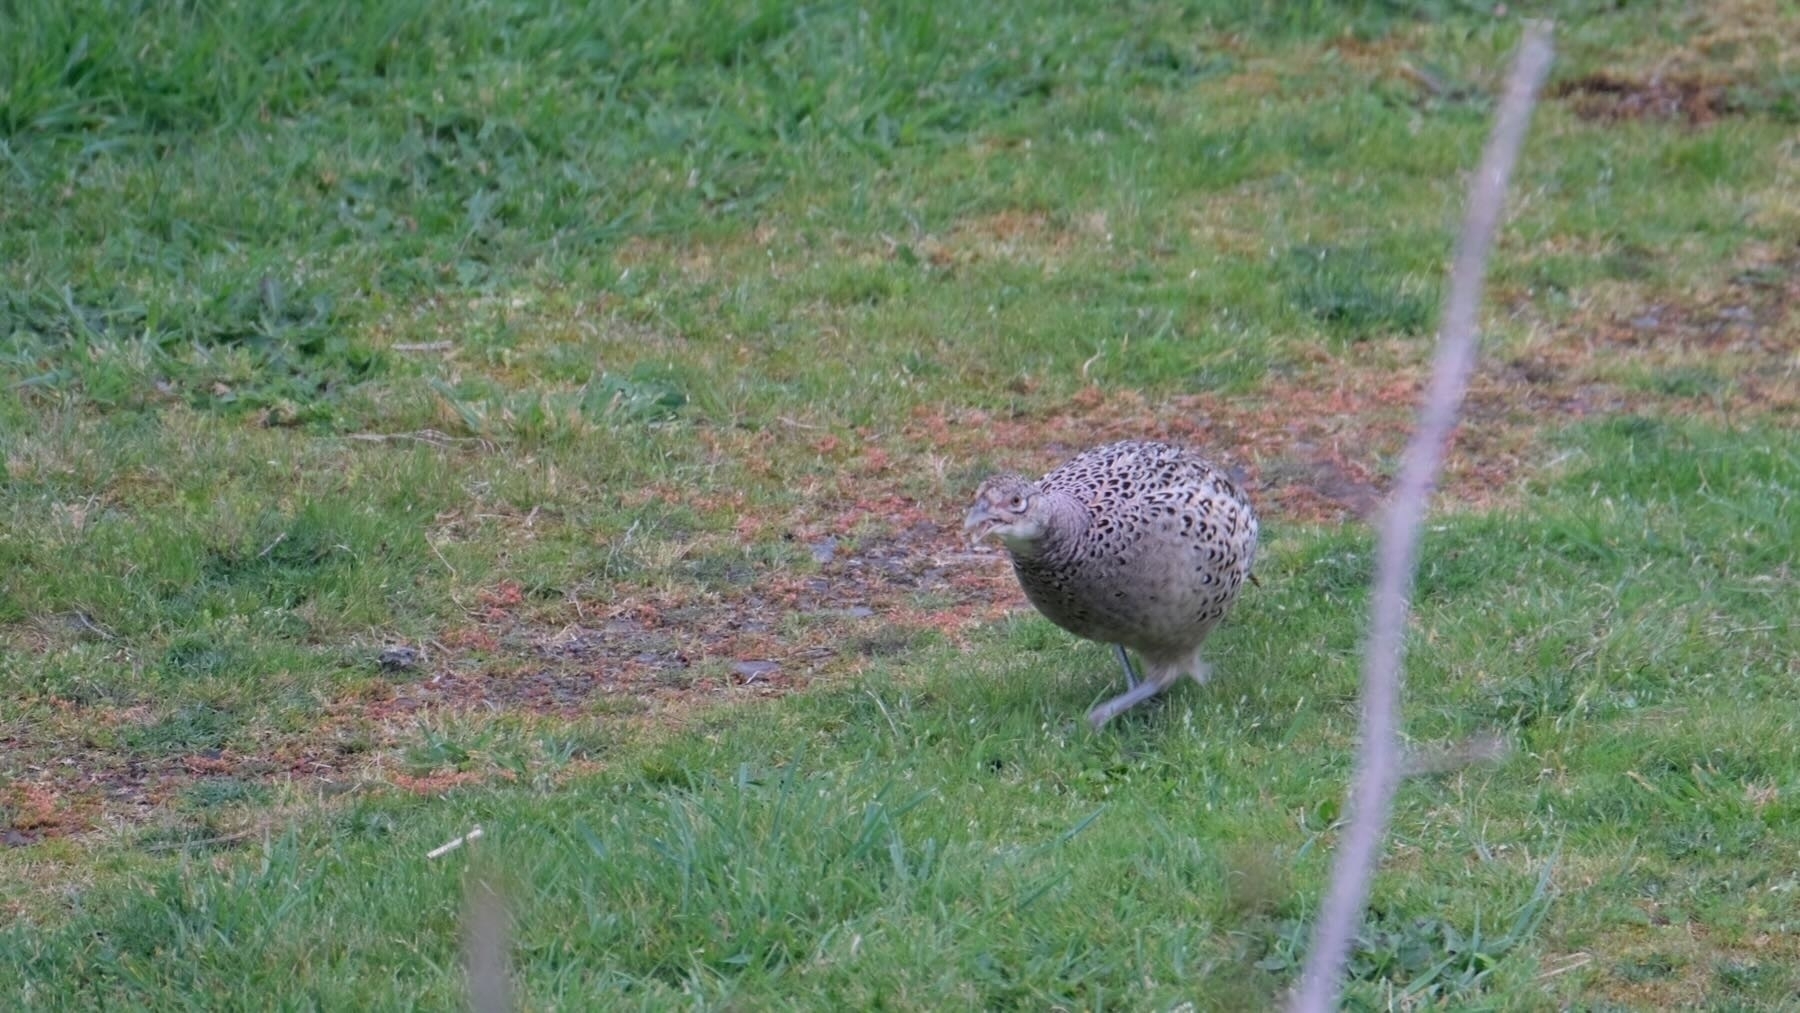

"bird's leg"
[1089,658,1212,730]
[1186,660,1213,686]
[1113,644,1141,689]
[1086,677,1170,730]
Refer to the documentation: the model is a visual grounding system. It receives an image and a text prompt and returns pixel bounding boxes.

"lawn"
[2,0,1797,1008]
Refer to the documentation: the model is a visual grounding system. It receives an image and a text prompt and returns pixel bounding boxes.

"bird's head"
[964,474,1049,552]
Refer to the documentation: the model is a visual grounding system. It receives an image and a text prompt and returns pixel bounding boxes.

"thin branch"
[342,429,486,449]
[1289,22,1556,1013]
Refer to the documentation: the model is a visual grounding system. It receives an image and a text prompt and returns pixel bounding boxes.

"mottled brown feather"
[970,440,1257,694]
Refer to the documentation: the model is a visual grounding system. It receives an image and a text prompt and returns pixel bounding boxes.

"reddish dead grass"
[1552,72,1737,126]
[1559,922,1800,1010]
[1550,0,1795,128]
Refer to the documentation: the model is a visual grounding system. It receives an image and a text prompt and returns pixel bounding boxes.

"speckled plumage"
[964,440,1258,728]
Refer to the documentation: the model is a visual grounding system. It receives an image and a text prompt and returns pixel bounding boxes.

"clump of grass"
[1,279,382,423]
[1255,859,1555,1005]
[123,703,241,756]
[1280,243,1439,341]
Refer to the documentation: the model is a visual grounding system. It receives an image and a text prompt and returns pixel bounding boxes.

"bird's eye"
[1009,496,1026,511]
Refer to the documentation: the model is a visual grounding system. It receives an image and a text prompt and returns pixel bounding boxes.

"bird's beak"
[963,503,999,546]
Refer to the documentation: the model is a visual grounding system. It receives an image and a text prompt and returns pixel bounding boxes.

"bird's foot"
[1187,661,1214,687]
[1086,678,1169,731]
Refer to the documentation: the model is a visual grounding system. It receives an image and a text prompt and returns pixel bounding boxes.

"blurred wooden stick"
[1289,21,1556,1013]
[464,873,514,1013]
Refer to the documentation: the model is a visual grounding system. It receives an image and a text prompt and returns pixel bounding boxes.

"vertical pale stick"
[1289,22,1556,1013]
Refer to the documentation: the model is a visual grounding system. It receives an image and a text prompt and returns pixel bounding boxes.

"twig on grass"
[1289,21,1557,1013]
[343,429,490,450]
[1537,953,1594,981]
[427,824,485,859]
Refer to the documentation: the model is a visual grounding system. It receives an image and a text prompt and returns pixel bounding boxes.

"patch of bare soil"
[1553,72,1735,125]
[1499,241,1800,420]
[392,506,1017,707]
[3,735,188,844]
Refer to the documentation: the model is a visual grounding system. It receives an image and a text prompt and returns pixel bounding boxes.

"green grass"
[4,0,1799,1008]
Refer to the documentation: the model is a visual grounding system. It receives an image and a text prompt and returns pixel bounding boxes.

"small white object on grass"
[428,825,484,859]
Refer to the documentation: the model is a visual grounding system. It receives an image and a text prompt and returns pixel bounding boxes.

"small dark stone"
[378,645,422,672]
